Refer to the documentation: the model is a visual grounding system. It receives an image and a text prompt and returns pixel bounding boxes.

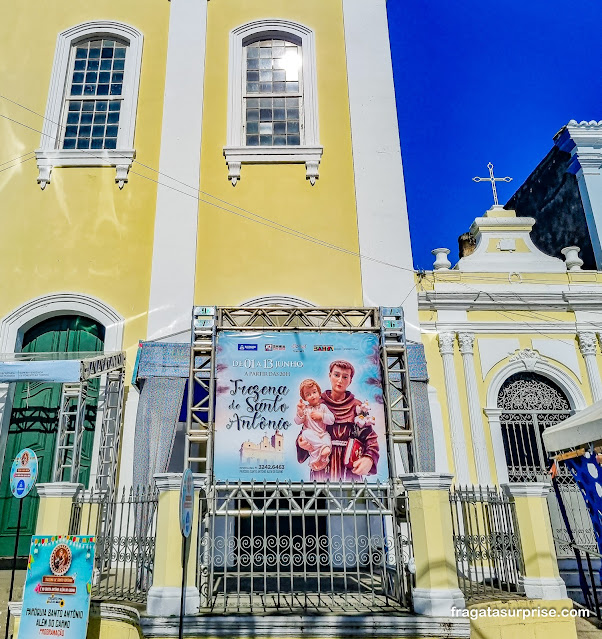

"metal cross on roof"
[472,162,512,206]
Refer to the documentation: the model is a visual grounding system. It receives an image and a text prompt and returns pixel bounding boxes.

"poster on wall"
[213,331,389,483]
[18,535,95,639]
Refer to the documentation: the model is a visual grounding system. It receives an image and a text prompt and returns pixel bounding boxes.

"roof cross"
[472,162,512,206]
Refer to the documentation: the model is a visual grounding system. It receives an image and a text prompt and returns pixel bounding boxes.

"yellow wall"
[0,0,169,367]
[468,599,578,639]
[418,269,601,484]
[195,0,363,306]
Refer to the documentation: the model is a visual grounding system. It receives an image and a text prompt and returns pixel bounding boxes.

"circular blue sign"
[10,448,38,499]
[179,468,194,538]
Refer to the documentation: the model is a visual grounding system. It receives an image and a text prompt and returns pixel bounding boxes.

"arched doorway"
[0,315,104,557]
[498,372,596,556]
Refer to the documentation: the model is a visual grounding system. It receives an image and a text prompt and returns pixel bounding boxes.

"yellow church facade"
[0,0,597,638]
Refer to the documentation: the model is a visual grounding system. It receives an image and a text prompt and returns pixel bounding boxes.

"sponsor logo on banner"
[313,345,333,352]
[238,344,258,351]
[265,344,285,351]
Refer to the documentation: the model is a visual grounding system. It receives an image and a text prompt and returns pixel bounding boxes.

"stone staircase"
[559,558,602,608]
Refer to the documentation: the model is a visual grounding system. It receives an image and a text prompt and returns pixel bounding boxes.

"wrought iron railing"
[197,479,413,613]
[69,485,158,602]
[450,485,524,599]
[561,542,602,619]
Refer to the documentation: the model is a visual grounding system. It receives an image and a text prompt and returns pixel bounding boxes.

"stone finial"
[432,248,451,270]
[561,246,583,271]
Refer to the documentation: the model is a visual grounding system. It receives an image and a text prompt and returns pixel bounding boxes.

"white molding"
[0,292,124,354]
[225,19,320,185]
[422,320,602,334]
[153,472,182,492]
[520,576,568,600]
[222,146,323,186]
[420,288,602,312]
[240,295,315,308]
[36,21,143,189]
[501,482,551,498]
[36,482,83,498]
[35,149,135,189]
[342,0,419,342]
[140,614,470,637]
[147,0,207,342]
[146,586,200,617]
[399,472,454,491]
[412,587,466,617]
[486,357,587,412]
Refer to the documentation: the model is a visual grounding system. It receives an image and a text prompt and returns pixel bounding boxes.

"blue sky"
[387,0,602,269]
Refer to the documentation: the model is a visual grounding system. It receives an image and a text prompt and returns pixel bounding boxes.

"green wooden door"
[0,316,104,557]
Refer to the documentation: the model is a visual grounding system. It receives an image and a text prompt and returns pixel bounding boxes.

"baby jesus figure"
[294,379,335,471]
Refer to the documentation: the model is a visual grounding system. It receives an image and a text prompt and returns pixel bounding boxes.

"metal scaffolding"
[186,306,415,612]
[0,351,126,494]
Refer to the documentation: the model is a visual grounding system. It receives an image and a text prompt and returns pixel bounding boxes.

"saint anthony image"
[51,545,71,575]
[296,360,379,481]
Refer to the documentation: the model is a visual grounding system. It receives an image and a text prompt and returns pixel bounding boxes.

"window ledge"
[223,145,323,186]
[35,149,136,190]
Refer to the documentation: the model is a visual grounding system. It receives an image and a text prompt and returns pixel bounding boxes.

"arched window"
[36,21,143,189]
[62,37,128,151]
[243,37,302,147]
[224,20,322,185]
[497,372,571,482]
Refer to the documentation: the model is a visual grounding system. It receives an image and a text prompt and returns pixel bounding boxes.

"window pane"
[68,37,126,99]
[243,38,303,147]
[62,91,121,150]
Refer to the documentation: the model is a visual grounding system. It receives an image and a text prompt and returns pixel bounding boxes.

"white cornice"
[419,289,602,311]
[36,483,83,498]
[421,321,602,334]
[501,482,551,498]
[399,472,454,491]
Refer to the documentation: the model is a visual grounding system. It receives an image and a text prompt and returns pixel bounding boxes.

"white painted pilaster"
[578,332,602,402]
[147,0,208,341]
[483,408,509,485]
[457,333,491,485]
[438,333,470,484]
[556,121,602,269]
[342,0,419,342]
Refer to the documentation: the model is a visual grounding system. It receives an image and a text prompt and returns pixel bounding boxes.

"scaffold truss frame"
[0,351,126,494]
[185,306,414,478]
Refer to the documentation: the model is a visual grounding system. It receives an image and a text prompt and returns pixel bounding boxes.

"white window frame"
[223,19,322,186]
[35,21,143,190]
